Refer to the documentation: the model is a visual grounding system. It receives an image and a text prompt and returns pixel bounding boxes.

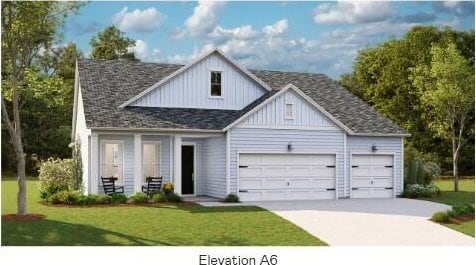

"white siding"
[203,136,227,198]
[347,136,404,196]
[238,90,339,129]
[74,86,91,193]
[230,128,346,198]
[131,53,266,110]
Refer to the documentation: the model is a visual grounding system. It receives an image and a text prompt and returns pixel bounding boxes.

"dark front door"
[181,145,194,195]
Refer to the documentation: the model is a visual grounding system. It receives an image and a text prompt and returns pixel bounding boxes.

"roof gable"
[118,48,272,109]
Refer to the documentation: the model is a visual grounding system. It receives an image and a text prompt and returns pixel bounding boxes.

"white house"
[72,49,409,201]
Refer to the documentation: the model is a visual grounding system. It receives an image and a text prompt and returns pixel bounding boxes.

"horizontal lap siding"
[75,86,90,194]
[131,53,266,110]
[230,128,345,198]
[347,136,404,196]
[98,135,134,195]
[203,136,227,198]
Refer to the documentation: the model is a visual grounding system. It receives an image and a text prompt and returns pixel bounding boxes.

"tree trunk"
[15,140,27,215]
[452,136,459,192]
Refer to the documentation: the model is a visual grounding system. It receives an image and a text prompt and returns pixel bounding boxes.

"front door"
[181,145,194,195]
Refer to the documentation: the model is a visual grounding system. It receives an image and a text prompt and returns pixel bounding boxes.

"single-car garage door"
[238,154,336,201]
[351,154,394,198]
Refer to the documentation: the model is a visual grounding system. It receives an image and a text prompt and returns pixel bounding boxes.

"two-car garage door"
[238,154,336,201]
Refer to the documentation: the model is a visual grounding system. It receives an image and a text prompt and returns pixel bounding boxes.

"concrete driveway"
[253,198,474,246]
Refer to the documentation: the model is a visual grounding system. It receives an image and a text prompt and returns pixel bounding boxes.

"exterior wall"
[238,90,339,129]
[346,136,404,196]
[229,128,346,198]
[74,86,91,194]
[131,53,266,110]
[202,136,227,198]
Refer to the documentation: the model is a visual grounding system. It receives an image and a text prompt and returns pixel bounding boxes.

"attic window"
[210,71,222,97]
[285,102,295,119]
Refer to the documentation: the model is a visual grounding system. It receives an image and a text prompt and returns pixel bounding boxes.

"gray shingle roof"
[78,59,407,135]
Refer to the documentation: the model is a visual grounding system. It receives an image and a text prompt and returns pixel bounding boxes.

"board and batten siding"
[202,136,227,198]
[131,53,266,110]
[229,128,346,198]
[346,136,404,196]
[74,85,91,194]
[238,90,339,129]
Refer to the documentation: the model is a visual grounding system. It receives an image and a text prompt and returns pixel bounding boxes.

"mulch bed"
[449,215,475,224]
[2,213,46,222]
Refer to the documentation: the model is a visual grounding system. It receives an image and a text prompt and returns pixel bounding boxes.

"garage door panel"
[352,155,372,165]
[238,153,336,201]
[373,155,393,165]
[372,177,392,187]
[309,167,335,177]
[372,188,393,198]
[353,177,371,187]
[262,179,287,189]
[352,166,372,177]
[372,167,393,177]
[351,188,372,199]
[239,179,262,190]
[239,168,262,178]
[262,167,287,177]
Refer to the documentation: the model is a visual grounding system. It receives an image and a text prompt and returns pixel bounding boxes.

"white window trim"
[209,69,224,99]
[99,140,125,185]
[141,141,162,184]
[285,101,295,120]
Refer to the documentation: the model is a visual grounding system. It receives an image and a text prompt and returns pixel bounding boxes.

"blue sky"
[63,1,475,78]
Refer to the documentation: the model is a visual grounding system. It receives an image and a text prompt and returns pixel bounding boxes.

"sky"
[63,1,475,78]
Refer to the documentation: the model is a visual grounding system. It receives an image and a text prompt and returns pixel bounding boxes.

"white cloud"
[184,1,225,37]
[113,7,163,33]
[208,25,259,42]
[129,40,162,62]
[262,19,288,37]
[313,1,393,24]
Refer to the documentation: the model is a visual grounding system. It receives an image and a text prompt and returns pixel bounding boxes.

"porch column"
[173,135,182,195]
[134,134,142,193]
[226,131,231,195]
[90,133,99,194]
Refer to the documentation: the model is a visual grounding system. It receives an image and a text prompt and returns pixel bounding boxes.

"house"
[72,49,409,201]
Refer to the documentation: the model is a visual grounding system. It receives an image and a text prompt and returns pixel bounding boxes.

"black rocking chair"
[101,176,124,195]
[142,176,163,196]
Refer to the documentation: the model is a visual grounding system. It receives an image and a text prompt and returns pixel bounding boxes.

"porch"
[87,131,229,198]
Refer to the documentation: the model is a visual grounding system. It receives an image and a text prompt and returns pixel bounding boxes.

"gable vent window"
[285,102,295,119]
[210,71,222,97]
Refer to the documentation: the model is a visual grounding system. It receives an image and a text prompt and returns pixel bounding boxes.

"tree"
[339,26,475,176]
[1,1,82,215]
[410,43,474,191]
[90,26,137,61]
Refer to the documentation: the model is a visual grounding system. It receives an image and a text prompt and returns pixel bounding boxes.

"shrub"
[130,192,149,204]
[38,158,77,198]
[431,211,450,223]
[95,194,112,205]
[152,191,167,203]
[47,192,62,205]
[465,204,475,214]
[401,183,440,198]
[404,146,441,186]
[166,192,182,202]
[451,205,473,216]
[56,190,80,205]
[110,193,128,204]
[77,195,96,206]
[163,182,174,194]
[224,193,240,203]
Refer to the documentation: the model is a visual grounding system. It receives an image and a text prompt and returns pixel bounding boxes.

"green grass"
[425,179,475,237]
[1,180,326,246]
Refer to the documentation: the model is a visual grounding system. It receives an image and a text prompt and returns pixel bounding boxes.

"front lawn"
[1,179,326,246]
[425,179,474,237]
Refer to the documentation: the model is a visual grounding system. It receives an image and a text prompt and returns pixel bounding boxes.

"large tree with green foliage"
[340,26,474,176]
[1,1,82,215]
[410,43,474,191]
[90,25,137,61]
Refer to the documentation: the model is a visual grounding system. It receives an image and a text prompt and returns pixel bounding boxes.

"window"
[100,142,124,183]
[210,71,222,97]
[285,102,295,119]
[142,143,161,183]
